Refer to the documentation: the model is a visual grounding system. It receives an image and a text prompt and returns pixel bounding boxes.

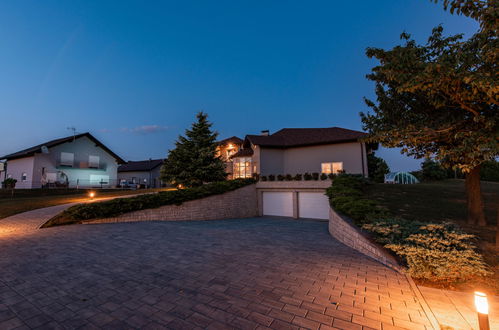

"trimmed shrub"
[303,173,312,181]
[43,179,256,227]
[320,173,328,180]
[327,173,336,180]
[294,174,302,181]
[260,175,267,181]
[312,172,319,180]
[277,174,285,181]
[268,174,275,181]
[285,174,293,181]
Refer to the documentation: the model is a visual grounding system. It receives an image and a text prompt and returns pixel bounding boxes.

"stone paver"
[419,286,499,330]
[0,216,434,329]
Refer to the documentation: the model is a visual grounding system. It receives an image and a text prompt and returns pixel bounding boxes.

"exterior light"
[177,184,183,189]
[474,291,490,330]
[89,191,95,199]
[228,144,234,149]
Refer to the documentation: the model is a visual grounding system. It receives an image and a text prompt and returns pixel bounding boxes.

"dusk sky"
[0,1,478,171]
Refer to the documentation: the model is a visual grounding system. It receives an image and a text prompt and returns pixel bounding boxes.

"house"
[230,127,369,178]
[118,159,164,188]
[216,136,243,179]
[0,133,125,189]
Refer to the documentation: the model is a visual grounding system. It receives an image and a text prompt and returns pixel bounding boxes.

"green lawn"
[366,179,499,293]
[0,188,173,220]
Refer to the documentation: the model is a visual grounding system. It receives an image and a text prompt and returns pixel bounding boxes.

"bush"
[277,174,285,181]
[260,175,267,181]
[2,178,17,189]
[303,173,312,180]
[327,173,336,180]
[320,173,328,180]
[312,172,319,180]
[285,174,293,181]
[480,160,499,182]
[387,223,490,283]
[293,174,302,181]
[268,174,275,181]
[42,179,256,227]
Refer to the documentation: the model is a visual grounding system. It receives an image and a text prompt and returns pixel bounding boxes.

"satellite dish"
[41,146,49,154]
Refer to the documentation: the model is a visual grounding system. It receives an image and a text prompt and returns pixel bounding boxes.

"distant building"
[216,136,243,179]
[118,159,164,188]
[0,133,125,189]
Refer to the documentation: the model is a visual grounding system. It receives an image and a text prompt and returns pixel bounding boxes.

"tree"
[360,0,498,226]
[161,112,227,187]
[421,159,448,181]
[367,152,390,183]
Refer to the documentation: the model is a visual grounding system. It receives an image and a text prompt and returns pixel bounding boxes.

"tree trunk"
[465,165,486,226]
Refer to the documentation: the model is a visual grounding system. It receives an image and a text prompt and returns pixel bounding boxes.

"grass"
[366,179,499,293]
[0,188,173,220]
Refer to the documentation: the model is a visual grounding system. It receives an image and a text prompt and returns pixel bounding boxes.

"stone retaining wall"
[328,207,401,270]
[83,184,258,224]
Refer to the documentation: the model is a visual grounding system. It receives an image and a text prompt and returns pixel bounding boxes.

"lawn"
[366,179,499,293]
[0,188,173,220]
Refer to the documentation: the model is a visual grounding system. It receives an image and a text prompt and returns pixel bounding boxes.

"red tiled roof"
[245,127,367,148]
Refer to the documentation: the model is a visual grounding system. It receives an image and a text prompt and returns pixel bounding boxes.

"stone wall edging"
[83,184,258,224]
[328,207,402,271]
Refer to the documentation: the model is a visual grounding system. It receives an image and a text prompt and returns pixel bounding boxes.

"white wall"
[5,157,35,188]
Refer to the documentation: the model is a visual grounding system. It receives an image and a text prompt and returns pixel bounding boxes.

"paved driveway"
[0,217,432,329]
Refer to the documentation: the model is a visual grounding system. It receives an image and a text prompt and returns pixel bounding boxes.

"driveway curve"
[0,217,433,329]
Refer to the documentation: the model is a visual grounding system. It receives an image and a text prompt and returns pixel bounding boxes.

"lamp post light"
[89,191,95,200]
[474,291,490,330]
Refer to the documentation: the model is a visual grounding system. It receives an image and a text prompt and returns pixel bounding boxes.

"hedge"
[42,179,255,227]
[326,174,490,283]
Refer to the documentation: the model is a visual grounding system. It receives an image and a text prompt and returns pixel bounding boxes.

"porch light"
[474,291,489,330]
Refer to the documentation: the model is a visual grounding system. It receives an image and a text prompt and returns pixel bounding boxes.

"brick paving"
[0,217,434,329]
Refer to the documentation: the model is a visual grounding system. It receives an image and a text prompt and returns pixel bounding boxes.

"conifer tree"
[161,112,226,187]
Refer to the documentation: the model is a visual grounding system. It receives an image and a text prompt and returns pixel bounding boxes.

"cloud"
[121,125,168,135]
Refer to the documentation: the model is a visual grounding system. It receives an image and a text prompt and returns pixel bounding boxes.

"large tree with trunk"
[360,0,498,226]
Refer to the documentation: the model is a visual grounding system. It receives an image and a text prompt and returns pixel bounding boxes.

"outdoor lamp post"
[89,191,95,200]
[474,291,490,330]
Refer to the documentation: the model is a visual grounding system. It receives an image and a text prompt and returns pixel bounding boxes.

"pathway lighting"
[474,291,490,330]
[89,191,95,200]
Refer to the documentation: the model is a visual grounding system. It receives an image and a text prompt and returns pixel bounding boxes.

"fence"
[1,179,168,190]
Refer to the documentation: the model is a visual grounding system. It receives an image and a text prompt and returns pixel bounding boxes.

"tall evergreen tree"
[161,112,226,187]
[367,152,390,183]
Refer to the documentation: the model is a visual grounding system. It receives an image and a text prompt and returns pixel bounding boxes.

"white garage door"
[298,192,330,219]
[262,192,293,217]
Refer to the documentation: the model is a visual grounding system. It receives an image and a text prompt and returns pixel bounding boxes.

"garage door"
[262,192,293,217]
[298,192,330,219]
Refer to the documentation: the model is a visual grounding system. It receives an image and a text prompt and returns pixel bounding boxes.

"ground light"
[88,191,95,200]
[474,291,490,330]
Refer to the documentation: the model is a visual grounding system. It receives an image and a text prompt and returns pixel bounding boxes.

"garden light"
[89,191,95,199]
[474,291,489,330]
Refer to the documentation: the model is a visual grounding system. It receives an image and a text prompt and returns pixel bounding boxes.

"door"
[262,192,293,217]
[298,192,330,219]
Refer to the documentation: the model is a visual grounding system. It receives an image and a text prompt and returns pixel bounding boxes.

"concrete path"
[0,217,435,329]
[419,286,499,330]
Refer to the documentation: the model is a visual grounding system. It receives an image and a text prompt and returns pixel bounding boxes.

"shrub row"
[42,179,255,228]
[260,172,335,181]
[326,175,490,283]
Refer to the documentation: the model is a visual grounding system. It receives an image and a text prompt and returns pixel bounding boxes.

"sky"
[0,1,479,171]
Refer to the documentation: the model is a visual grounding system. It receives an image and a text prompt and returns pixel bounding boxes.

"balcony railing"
[56,161,107,170]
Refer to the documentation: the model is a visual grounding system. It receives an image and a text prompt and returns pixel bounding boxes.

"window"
[60,152,74,166]
[21,173,27,182]
[89,155,99,168]
[233,157,252,178]
[321,162,343,174]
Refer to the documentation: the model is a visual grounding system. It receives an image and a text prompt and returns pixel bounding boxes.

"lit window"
[60,152,74,166]
[321,162,343,174]
[21,173,27,181]
[89,155,100,168]
[233,157,252,178]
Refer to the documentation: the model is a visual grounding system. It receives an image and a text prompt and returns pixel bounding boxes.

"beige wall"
[257,141,367,176]
[5,157,35,189]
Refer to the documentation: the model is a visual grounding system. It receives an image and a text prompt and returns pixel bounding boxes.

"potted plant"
[2,178,17,189]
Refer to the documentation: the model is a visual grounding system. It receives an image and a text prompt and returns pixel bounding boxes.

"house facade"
[230,127,369,178]
[1,133,125,189]
[118,159,164,188]
[215,136,243,179]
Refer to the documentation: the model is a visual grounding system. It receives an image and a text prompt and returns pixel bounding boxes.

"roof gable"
[0,133,125,164]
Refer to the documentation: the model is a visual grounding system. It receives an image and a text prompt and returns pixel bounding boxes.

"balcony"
[56,161,107,171]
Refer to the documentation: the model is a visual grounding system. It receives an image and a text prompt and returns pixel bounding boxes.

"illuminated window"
[321,162,343,174]
[233,157,252,178]
[89,155,100,168]
[60,152,74,166]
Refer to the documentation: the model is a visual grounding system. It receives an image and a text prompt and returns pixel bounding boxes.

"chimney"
[261,130,269,136]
